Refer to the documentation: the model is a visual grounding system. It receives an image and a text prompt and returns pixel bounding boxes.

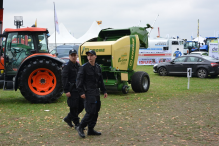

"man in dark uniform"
[62,49,84,129]
[76,50,108,138]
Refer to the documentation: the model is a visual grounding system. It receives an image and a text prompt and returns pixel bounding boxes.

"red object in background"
[25,35,28,45]
[0,0,3,34]
[12,38,24,44]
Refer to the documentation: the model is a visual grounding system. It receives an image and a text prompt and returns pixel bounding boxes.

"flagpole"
[53,2,57,53]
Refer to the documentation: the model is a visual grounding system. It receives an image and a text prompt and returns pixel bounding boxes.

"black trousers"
[67,90,84,125]
[80,95,101,129]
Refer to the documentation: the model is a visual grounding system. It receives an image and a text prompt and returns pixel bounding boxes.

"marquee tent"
[75,21,101,43]
[48,23,77,44]
[193,36,205,44]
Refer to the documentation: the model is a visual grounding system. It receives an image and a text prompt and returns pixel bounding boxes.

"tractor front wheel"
[131,71,150,92]
[19,59,63,103]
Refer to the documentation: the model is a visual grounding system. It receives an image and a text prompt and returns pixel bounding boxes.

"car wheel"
[197,68,208,78]
[158,67,168,76]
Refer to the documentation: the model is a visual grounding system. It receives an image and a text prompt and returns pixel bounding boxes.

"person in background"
[62,49,84,129]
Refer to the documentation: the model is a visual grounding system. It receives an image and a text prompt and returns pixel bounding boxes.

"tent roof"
[75,21,101,43]
[48,23,76,43]
[193,36,205,43]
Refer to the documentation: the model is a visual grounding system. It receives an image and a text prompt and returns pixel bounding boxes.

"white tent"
[48,23,77,44]
[193,36,205,44]
[75,21,101,43]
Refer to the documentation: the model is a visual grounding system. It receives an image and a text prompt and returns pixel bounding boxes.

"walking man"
[62,49,84,129]
[76,50,107,138]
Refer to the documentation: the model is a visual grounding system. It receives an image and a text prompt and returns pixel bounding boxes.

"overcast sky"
[3,0,219,40]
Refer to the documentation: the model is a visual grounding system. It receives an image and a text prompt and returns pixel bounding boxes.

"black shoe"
[74,124,79,130]
[63,116,74,128]
[75,125,86,130]
[87,128,101,135]
[76,126,85,138]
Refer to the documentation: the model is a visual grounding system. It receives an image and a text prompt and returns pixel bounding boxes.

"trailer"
[138,37,185,65]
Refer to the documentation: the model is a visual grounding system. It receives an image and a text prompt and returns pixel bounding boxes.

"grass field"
[0,66,219,146]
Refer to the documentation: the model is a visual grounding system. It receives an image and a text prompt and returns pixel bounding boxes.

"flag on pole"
[54,4,60,34]
[35,19,37,27]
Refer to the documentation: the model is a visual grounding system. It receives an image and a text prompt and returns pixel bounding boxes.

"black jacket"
[76,62,107,96]
[62,60,80,93]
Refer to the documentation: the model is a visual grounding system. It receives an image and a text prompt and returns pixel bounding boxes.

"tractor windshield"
[4,32,49,75]
[5,32,34,74]
[184,42,198,49]
[37,33,49,53]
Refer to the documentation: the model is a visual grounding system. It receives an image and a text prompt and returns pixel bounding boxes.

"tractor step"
[3,80,14,90]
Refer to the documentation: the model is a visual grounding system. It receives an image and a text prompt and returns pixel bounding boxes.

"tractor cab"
[0,0,64,103]
[1,28,49,76]
[199,37,218,52]
[184,41,198,53]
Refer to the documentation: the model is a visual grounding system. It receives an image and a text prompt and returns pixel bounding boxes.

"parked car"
[153,55,219,78]
[51,45,79,63]
[190,51,208,56]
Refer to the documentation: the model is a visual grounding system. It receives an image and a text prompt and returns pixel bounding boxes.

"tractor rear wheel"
[19,59,63,103]
[131,71,150,92]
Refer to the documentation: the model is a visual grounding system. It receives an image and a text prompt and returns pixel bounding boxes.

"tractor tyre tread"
[19,59,63,103]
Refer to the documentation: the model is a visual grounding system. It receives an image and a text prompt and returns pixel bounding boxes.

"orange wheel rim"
[28,68,57,96]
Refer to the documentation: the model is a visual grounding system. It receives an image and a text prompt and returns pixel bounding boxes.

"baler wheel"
[122,85,129,94]
[131,71,150,92]
[19,59,63,103]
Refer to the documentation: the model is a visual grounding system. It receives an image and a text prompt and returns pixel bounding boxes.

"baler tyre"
[197,68,208,78]
[131,71,150,92]
[122,85,129,94]
[19,59,63,103]
[158,67,168,76]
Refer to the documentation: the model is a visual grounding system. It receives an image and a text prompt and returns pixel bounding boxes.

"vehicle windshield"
[206,38,218,45]
[38,33,49,53]
[202,56,217,61]
[56,45,79,58]
[5,32,35,74]
[57,49,71,58]
[184,42,198,48]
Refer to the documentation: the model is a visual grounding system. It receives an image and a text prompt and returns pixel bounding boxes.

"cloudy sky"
[2,0,219,40]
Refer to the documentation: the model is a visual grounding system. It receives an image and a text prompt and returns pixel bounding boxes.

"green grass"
[0,66,219,146]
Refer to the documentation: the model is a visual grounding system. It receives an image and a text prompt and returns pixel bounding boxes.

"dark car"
[51,45,79,63]
[153,55,219,78]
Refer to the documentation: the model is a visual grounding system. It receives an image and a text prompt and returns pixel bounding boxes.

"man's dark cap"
[69,49,77,55]
[86,50,96,55]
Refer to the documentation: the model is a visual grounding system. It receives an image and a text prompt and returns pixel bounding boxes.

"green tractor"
[78,26,150,94]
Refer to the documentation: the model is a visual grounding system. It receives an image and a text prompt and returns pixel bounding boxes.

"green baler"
[78,26,150,94]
